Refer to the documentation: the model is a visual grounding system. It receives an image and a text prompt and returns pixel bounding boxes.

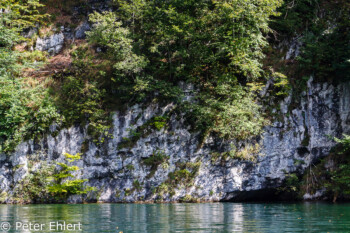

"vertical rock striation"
[0,80,349,203]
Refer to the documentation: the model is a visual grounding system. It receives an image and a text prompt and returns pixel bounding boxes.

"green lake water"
[0,202,349,232]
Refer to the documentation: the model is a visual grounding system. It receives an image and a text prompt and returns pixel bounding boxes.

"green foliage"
[272,0,350,81]
[87,11,147,78]
[272,72,291,97]
[0,0,62,153]
[0,0,48,77]
[334,134,350,154]
[55,75,107,128]
[2,0,282,153]
[0,77,61,152]
[86,0,282,142]
[156,161,200,199]
[64,152,82,162]
[278,173,300,193]
[325,163,350,197]
[185,85,268,140]
[322,135,350,201]
[299,134,350,202]
[149,116,167,131]
[13,163,55,203]
[0,0,302,157]
[47,153,96,200]
[211,143,261,163]
[133,179,142,192]
[143,150,169,167]
[180,194,198,203]
[10,155,96,203]
[143,150,169,178]
[118,116,168,149]
[304,0,350,80]
[0,192,7,203]
[114,0,282,81]
[124,188,132,196]
[271,0,320,37]
[0,0,46,61]
[0,0,48,30]
[168,169,193,186]
[125,164,134,171]
[298,18,350,81]
[50,46,112,143]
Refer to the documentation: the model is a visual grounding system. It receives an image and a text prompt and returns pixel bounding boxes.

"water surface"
[0,202,349,232]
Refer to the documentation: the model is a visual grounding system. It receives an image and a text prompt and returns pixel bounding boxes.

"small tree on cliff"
[48,153,95,200]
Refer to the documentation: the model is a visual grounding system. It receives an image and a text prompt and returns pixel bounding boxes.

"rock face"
[33,0,111,55]
[1,79,349,203]
[75,21,91,39]
[284,37,302,60]
[35,32,65,55]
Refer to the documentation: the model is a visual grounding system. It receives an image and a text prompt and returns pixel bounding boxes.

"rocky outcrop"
[1,79,349,203]
[75,21,91,39]
[33,0,110,54]
[303,188,326,200]
[284,37,303,60]
[35,32,64,55]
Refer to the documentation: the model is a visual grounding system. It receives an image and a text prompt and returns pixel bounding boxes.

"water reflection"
[0,202,349,232]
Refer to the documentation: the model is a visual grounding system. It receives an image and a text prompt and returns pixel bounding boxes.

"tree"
[48,153,95,200]
[87,0,282,140]
[0,0,47,30]
[0,1,61,153]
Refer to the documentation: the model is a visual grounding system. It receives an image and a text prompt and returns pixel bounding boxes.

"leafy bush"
[185,85,268,140]
[86,0,282,142]
[143,150,169,178]
[118,116,168,149]
[0,0,60,153]
[272,0,350,81]
[156,161,201,198]
[13,163,55,203]
[49,45,113,143]
[299,134,350,202]
[323,135,350,201]
[87,11,147,77]
[0,0,48,30]
[279,173,300,193]
[149,116,167,131]
[0,77,61,152]
[143,150,169,167]
[334,134,350,154]
[271,0,320,37]
[1,0,285,155]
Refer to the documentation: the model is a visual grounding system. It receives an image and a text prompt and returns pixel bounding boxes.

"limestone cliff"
[1,0,349,204]
[1,78,349,203]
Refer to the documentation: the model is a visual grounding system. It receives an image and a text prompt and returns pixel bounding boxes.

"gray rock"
[75,21,91,39]
[67,195,83,204]
[21,27,38,38]
[284,36,303,60]
[303,188,326,200]
[35,33,64,55]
